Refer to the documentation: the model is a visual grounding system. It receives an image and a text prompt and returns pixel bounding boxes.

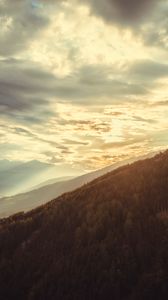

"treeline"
[0,151,168,300]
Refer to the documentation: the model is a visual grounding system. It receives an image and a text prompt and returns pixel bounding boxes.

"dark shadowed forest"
[0,151,168,300]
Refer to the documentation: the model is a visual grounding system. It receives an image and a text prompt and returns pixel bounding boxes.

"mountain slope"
[0,153,155,217]
[0,151,168,300]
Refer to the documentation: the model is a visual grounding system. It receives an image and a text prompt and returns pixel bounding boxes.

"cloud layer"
[82,0,159,26]
[0,0,167,172]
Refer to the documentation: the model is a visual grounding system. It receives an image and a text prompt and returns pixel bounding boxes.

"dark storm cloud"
[82,0,159,26]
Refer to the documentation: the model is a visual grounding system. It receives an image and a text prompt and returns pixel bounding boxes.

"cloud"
[142,3,168,50]
[151,100,168,107]
[0,58,58,123]
[82,0,159,26]
[0,0,167,171]
[128,60,168,81]
[63,139,89,145]
[80,0,168,54]
[0,0,51,56]
[132,116,157,124]
[0,58,151,123]
[65,64,149,101]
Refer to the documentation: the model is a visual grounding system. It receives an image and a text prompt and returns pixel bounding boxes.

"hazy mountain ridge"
[0,150,168,300]
[0,153,156,218]
[30,176,74,191]
[0,160,62,197]
[0,160,22,173]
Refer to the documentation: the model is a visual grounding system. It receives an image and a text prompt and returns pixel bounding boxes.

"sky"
[0,0,168,175]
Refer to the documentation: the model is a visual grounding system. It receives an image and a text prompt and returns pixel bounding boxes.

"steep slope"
[0,151,168,300]
[0,153,155,217]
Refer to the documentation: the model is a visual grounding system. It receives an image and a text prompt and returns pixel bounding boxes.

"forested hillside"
[0,151,168,300]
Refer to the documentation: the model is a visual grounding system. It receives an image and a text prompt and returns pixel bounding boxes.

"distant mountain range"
[29,176,75,191]
[0,152,157,218]
[0,150,168,300]
[0,159,22,172]
[0,160,69,197]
